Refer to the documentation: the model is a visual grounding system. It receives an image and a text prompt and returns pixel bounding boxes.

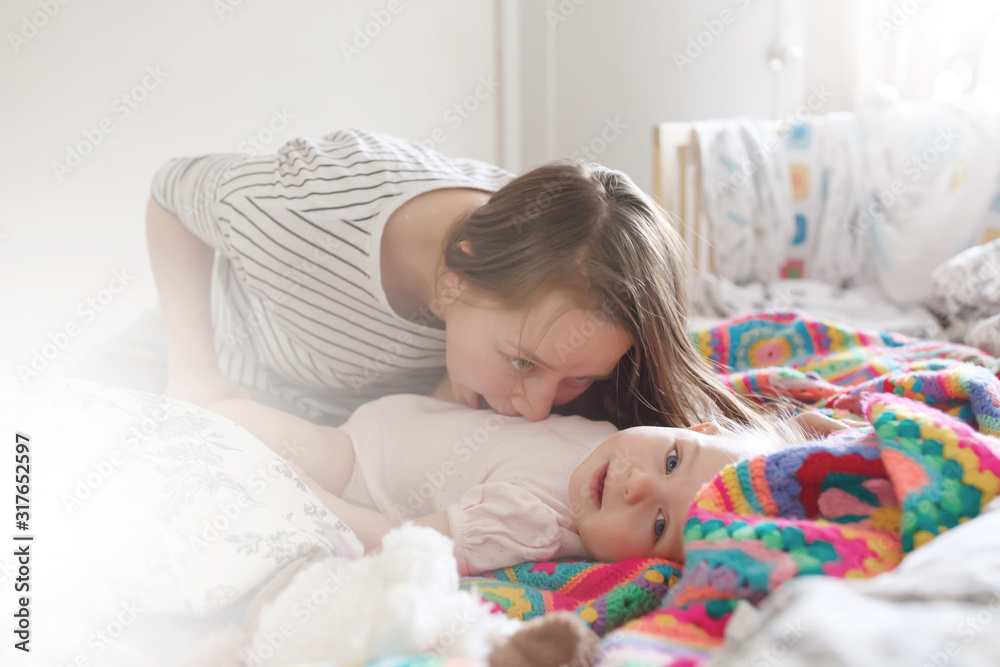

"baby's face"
[568,426,749,564]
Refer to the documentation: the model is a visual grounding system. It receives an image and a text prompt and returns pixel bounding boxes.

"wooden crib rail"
[652,123,712,275]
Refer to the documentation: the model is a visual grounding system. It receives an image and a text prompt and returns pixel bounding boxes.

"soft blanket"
[453,312,1000,667]
[596,312,1000,665]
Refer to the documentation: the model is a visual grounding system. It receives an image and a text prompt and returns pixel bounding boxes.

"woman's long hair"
[443,161,774,431]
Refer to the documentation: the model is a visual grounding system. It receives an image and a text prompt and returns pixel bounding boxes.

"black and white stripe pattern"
[151,129,513,423]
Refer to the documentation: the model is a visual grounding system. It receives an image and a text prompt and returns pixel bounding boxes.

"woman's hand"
[792,411,867,438]
[165,368,252,407]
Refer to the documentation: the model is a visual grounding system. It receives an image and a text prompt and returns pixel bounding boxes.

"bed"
[6,310,1000,667]
[10,94,1000,666]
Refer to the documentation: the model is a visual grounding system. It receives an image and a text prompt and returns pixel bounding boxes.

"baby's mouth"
[591,464,608,509]
[475,393,488,410]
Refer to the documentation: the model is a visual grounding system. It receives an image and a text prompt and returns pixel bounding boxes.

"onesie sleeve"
[446,482,584,576]
[150,153,253,255]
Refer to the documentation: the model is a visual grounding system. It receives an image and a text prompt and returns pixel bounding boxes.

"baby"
[211,395,831,574]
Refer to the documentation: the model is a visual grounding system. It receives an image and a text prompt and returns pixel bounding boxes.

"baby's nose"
[623,469,651,504]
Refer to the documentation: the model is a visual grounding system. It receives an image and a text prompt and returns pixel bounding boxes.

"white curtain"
[855,0,1000,105]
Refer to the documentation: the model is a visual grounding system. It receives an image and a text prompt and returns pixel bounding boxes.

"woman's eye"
[665,451,679,474]
[508,356,534,371]
[653,510,666,538]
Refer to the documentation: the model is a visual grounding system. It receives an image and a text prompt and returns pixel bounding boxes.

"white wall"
[513,0,816,191]
[0,0,499,377]
[2,0,854,380]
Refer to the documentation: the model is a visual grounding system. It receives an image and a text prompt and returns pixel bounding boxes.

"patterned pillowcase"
[1,377,360,624]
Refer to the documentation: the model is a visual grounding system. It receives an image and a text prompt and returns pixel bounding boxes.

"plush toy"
[191,524,519,665]
[488,612,599,667]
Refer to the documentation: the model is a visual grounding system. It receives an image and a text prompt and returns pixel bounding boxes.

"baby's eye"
[508,356,534,371]
[653,510,666,538]
[665,451,679,474]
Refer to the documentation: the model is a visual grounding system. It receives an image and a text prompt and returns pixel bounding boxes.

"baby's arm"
[290,464,449,552]
[209,399,450,551]
[209,399,354,496]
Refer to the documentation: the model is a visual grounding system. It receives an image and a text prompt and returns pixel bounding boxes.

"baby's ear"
[688,422,721,435]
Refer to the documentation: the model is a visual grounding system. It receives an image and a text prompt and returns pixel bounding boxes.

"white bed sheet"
[689,276,943,338]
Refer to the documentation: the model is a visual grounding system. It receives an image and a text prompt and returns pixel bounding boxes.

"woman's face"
[437,287,632,422]
[568,426,747,563]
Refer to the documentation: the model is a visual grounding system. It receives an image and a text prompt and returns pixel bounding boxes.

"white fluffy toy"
[195,524,520,666]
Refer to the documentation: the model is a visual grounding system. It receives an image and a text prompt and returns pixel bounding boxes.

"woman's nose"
[511,379,560,422]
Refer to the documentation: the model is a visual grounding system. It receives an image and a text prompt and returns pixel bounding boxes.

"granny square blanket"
[462,312,1000,667]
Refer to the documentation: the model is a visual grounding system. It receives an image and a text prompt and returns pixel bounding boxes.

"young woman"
[150,128,766,429]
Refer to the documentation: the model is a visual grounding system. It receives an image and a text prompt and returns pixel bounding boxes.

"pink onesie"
[338,394,618,575]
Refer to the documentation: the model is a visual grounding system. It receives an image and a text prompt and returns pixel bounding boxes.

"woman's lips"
[590,463,608,509]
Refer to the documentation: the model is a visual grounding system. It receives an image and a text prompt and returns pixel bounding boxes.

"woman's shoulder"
[280,128,512,185]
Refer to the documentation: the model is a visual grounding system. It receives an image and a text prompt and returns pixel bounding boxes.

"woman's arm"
[147,197,249,405]
[210,399,355,496]
[791,411,867,437]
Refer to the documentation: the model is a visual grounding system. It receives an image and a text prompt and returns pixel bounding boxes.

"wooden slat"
[678,144,691,272]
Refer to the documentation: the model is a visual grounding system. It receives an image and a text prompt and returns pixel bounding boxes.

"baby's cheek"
[670,533,688,564]
[577,519,601,555]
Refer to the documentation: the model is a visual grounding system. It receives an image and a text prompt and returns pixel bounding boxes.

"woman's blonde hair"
[443,160,775,431]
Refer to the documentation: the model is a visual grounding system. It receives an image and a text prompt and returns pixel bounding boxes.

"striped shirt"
[151,129,513,423]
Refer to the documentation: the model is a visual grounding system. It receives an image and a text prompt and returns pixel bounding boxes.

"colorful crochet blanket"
[594,312,1000,665]
[462,312,1000,666]
[461,559,683,636]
